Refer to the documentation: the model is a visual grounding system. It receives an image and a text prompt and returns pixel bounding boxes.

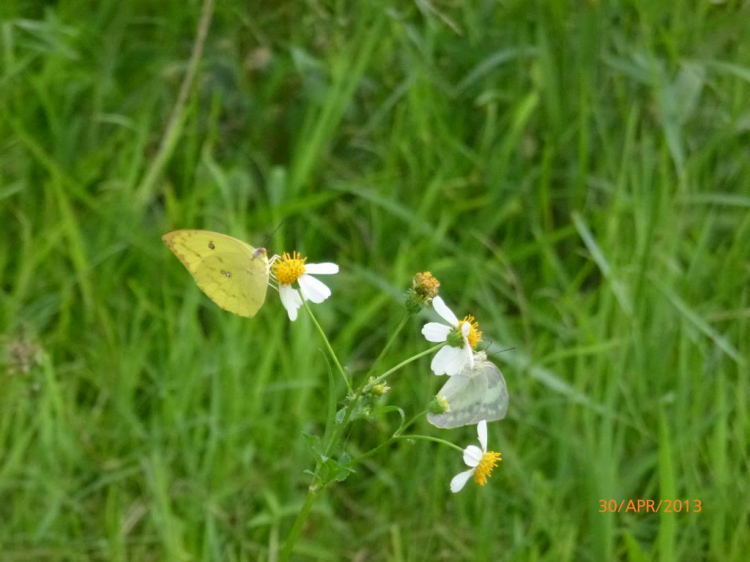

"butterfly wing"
[162,229,269,317]
[477,359,509,422]
[427,358,509,428]
[427,370,487,429]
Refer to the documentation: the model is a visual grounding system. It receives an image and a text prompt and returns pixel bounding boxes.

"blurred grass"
[1,0,749,560]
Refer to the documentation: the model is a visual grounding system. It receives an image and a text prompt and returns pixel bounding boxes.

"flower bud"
[428,394,451,415]
[405,271,441,312]
[371,383,390,396]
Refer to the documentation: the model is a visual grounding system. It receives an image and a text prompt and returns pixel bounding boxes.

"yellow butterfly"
[162,229,269,318]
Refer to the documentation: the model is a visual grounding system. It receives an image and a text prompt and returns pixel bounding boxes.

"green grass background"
[2,0,749,560]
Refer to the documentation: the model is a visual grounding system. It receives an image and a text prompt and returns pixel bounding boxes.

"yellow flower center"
[458,315,482,349]
[273,252,307,285]
[473,451,502,486]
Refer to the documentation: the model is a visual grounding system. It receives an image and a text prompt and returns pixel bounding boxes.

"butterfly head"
[253,247,267,260]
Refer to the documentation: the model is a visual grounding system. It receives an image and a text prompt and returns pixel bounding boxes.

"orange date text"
[598,499,701,513]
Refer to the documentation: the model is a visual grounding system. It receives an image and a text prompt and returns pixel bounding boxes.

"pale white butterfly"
[427,351,509,429]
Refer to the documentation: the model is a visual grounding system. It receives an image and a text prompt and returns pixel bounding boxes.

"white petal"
[464,345,474,369]
[422,323,450,343]
[477,420,488,452]
[450,468,476,493]
[431,345,461,376]
[298,274,331,304]
[444,345,470,376]
[304,262,339,275]
[463,445,483,468]
[432,296,458,326]
[279,285,303,321]
[461,322,470,337]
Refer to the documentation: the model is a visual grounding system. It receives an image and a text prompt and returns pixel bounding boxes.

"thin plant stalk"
[347,410,464,467]
[301,296,352,393]
[367,343,444,389]
[392,435,464,452]
[362,312,410,380]
[279,484,319,562]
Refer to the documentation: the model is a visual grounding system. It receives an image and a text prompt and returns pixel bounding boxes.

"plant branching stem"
[393,434,464,452]
[282,308,444,557]
[346,409,429,466]
[367,343,444,389]
[282,297,352,557]
[324,312,412,453]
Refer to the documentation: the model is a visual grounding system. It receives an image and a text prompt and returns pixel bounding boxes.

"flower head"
[273,251,307,285]
[450,420,502,493]
[271,252,339,321]
[428,394,451,415]
[406,271,441,312]
[458,315,482,349]
[371,382,390,396]
[421,296,480,376]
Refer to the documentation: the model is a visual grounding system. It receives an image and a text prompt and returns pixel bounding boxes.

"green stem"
[279,484,319,561]
[366,343,444,390]
[301,296,352,393]
[362,312,410,382]
[346,409,428,466]
[328,343,443,455]
[282,326,444,555]
[281,303,425,557]
[346,439,391,467]
[323,312,410,452]
[281,297,348,559]
[348,429,464,468]
[396,409,429,437]
[393,434,465,452]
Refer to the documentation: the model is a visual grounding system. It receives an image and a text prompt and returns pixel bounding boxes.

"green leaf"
[302,432,327,463]
[314,453,356,487]
[335,406,348,424]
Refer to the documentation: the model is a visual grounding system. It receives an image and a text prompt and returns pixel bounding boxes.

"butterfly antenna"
[260,221,285,248]
[483,340,515,355]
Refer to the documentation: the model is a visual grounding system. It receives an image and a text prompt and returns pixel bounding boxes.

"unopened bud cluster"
[428,395,451,415]
[405,271,441,313]
[371,383,390,396]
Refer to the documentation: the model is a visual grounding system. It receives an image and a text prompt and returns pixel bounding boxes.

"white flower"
[421,296,481,376]
[272,252,339,321]
[450,420,502,493]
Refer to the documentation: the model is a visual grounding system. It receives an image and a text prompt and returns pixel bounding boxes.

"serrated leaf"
[333,465,354,483]
[325,458,355,483]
